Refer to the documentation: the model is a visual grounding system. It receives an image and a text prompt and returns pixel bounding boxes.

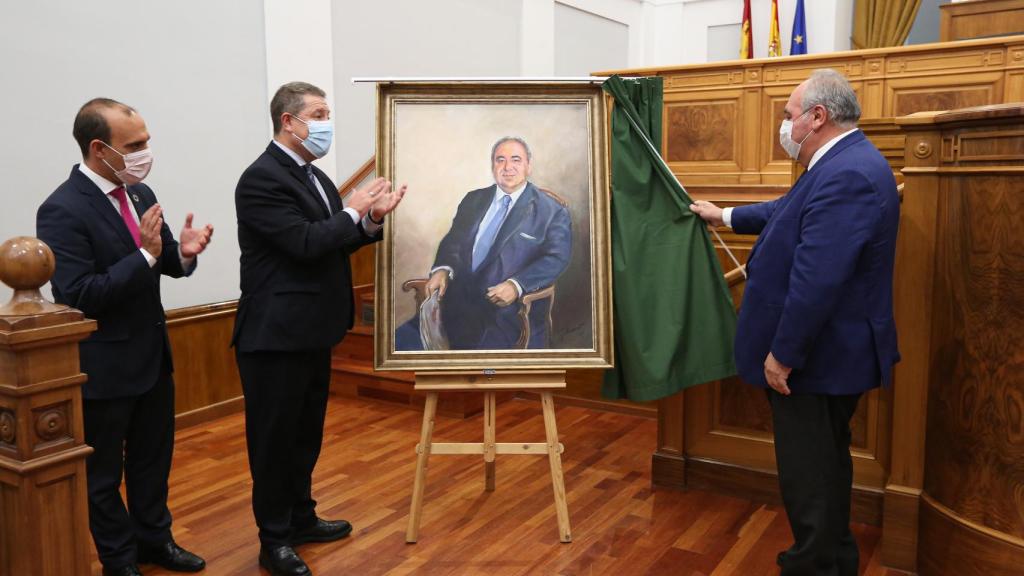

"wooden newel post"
[0,236,97,575]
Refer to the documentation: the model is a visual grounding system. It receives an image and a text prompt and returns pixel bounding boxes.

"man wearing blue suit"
[397,136,572,350]
[37,98,213,576]
[691,69,900,576]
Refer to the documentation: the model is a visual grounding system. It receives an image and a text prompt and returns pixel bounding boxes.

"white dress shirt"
[77,163,194,269]
[721,128,859,228]
[272,141,382,235]
[432,183,527,297]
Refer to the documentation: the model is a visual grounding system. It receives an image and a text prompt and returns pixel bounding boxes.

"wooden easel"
[405,370,572,543]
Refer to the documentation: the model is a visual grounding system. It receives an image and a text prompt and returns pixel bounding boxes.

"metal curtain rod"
[351,76,610,83]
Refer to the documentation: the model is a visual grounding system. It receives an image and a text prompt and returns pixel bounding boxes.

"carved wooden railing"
[0,236,96,575]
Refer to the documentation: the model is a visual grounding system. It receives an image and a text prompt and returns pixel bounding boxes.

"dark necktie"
[304,164,330,215]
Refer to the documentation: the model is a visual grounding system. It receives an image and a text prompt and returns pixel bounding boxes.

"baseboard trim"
[918,492,1024,576]
[651,453,884,526]
[175,396,244,429]
[515,391,656,418]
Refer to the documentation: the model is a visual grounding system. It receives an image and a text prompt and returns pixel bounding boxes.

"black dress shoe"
[290,518,353,545]
[138,540,206,572]
[102,565,143,576]
[259,545,311,576]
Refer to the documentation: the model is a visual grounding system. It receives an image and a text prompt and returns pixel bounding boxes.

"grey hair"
[800,69,860,129]
[491,136,532,163]
[270,81,326,134]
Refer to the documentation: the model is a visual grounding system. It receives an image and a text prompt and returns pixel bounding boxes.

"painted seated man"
[396,136,572,350]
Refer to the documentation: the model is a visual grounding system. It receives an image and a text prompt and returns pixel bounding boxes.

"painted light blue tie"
[472,194,512,271]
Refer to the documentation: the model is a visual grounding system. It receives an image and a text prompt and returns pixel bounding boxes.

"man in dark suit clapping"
[37,98,213,576]
[233,82,404,576]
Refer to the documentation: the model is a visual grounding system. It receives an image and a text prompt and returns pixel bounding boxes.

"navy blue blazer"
[433,183,572,349]
[37,166,192,399]
[232,142,380,352]
[731,130,900,395]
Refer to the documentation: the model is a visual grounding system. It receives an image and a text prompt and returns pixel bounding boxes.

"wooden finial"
[0,236,67,317]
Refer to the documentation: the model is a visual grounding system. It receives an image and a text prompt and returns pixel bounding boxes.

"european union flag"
[791,0,807,55]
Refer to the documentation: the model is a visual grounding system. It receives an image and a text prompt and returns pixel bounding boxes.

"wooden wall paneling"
[885,46,1007,77]
[1006,43,1024,101]
[940,0,1024,42]
[860,119,907,181]
[923,171,1024,537]
[761,59,862,85]
[882,113,943,573]
[165,302,243,427]
[741,88,763,184]
[759,85,797,184]
[662,69,744,92]
[350,245,376,288]
[652,391,685,488]
[885,71,1005,118]
[663,89,746,184]
[891,104,1024,574]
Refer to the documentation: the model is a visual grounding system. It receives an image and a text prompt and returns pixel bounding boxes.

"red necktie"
[110,186,142,248]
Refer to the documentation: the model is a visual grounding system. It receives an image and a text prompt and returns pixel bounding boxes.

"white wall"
[0,0,268,309]
[675,0,854,64]
[0,0,863,310]
[555,3,631,75]
[330,0,523,182]
[263,0,338,181]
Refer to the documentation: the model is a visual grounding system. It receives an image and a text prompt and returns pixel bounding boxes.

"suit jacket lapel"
[72,168,137,253]
[126,185,153,221]
[266,143,331,219]
[477,184,536,271]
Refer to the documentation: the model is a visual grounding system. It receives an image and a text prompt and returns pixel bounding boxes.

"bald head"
[73,98,136,158]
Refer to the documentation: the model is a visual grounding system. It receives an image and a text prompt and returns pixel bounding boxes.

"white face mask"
[779,110,813,160]
[101,142,153,185]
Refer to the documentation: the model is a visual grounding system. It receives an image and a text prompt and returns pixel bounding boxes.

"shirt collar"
[493,182,527,207]
[273,139,309,167]
[78,162,122,195]
[808,127,858,171]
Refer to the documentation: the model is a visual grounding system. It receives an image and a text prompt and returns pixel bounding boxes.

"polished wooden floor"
[94,394,905,575]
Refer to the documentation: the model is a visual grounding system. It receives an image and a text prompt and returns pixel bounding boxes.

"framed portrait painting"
[374,82,612,371]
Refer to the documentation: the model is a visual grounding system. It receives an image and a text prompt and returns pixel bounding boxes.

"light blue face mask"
[291,115,334,158]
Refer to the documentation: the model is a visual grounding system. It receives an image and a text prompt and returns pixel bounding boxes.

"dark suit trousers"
[237,348,331,546]
[83,373,175,568]
[767,390,862,576]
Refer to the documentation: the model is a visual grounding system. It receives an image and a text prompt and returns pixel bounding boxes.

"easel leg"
[484,392,496,491]
[541,391,571,543]
[406,392,438,543]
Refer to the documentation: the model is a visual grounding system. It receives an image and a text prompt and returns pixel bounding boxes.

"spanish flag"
[768,0,782,57]
[740,0,753,59]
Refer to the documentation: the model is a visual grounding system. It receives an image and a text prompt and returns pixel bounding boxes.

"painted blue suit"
[731,130,900,395]
[400,182,571,350]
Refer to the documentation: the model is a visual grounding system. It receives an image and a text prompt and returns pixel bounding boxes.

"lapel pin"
[131,194,140,202]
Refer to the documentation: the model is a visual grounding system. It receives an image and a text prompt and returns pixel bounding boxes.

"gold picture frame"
[374,82,613,371]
